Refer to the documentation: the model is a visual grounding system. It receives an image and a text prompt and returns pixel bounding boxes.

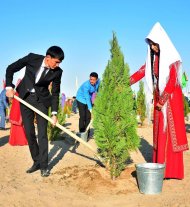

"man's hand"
[51,115,58,126]
[6,88,15,98]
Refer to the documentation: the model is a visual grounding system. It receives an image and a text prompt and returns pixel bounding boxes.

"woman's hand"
[155,103,163,111]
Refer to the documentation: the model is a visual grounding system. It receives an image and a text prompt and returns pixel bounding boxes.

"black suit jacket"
[6,53,63,112]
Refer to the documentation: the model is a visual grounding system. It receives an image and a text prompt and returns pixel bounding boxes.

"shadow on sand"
[138,137,153,162]
[48,130,76,171]
[48,140,71,172]
[63,123,72,128]
[48,131,101,172]
[0,135,9,147]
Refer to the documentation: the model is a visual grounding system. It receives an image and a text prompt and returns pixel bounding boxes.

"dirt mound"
[51,165,114,194]
[50,165,137,195]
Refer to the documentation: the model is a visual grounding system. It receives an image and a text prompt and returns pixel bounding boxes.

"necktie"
[39,67,48,82]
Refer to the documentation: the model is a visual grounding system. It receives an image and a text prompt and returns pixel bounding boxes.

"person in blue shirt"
[76,72,100,133]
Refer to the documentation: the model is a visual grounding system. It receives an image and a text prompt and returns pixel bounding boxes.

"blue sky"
[1,0,190,96]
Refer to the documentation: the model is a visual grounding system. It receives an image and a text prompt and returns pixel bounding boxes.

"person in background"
[76,72,100,133]
[9,91,28,146]
[63,99,72,118]
[61,93,66,110]
[9,79,28,146]
[72,96,78,114]
[130,22,188,179]
[0,88,9,130]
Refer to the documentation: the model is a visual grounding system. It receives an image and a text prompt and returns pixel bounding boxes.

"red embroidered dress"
[130,22,189,179]
[130,58,188,179]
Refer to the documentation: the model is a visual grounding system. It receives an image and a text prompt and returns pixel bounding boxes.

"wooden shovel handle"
[14,95,98,156]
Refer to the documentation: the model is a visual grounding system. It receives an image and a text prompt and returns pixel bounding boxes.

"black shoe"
[41,169,50,177]
[26,164,40,173]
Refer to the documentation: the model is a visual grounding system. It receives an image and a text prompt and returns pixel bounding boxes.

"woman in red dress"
[130,22,189,179]
[9,91,28,146]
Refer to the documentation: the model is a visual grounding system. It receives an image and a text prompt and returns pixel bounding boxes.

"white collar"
[42,59,50,69]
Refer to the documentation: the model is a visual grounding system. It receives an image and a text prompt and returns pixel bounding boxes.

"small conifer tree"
[136,81,146,125]
[47,101,66,141]
[47,84,66,141]
[183,94,190,117]
[93,33,140,179]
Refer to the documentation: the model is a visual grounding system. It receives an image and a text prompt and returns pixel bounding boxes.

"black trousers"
[77,100,91,132]
[20,93,48,169]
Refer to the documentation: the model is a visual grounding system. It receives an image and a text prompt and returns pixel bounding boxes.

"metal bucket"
[76,132,88,142]
[136,163,165,194]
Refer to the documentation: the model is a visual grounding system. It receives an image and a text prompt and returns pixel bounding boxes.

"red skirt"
[9,124,28,146]
[153,112,184,179]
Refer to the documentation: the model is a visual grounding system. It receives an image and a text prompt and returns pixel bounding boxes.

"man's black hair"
[90,72,98,79]
[46,46,64,61]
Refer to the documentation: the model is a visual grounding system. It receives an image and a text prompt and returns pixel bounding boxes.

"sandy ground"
[0,113,190,207]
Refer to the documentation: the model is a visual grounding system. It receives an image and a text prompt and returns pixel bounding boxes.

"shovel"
[13,95,103,163]
[76,119,93,142]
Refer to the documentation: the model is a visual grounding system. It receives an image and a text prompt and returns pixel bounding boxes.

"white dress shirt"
[30,60,49,92]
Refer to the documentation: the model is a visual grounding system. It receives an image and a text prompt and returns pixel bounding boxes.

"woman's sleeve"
[158,64,178,106]
[130,64,145,85]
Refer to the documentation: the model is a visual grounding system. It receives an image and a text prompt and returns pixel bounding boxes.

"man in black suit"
[6,46,64,177]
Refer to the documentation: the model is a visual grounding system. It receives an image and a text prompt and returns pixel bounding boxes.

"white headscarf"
[144,22,182,129]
